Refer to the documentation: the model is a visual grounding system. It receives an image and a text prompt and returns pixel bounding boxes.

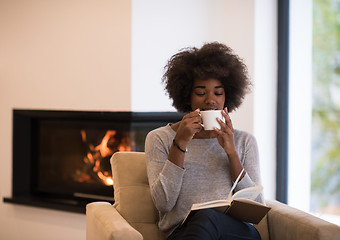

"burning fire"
[79,129,133,186]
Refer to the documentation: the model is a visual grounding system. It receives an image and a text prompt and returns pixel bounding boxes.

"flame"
[106,177,114,185]
[97,171,113,186]
[77,129,135,186]
[95,130,117,157]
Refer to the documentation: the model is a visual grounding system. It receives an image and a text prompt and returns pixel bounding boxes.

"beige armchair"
[86,152,340,240]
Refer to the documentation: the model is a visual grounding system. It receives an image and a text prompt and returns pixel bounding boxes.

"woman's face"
[190,78,226,111]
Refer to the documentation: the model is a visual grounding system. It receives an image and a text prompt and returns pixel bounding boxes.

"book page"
[232,185,263,201]
[226,169,244,202]
[191,199,229,210]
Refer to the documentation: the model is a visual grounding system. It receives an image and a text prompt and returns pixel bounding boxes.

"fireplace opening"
[4,109,182,213]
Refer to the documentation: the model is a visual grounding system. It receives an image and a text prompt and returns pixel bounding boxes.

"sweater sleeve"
[145,128,186,213]
[234,132,263,202]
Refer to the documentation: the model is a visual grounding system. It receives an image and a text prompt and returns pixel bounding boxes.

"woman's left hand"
[214,107,236,155]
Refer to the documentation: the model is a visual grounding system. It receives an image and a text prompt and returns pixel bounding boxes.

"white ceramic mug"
[200,110,224,130]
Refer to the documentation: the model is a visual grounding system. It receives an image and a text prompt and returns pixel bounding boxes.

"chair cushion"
[111,152,165,240]
[254,213,269,240]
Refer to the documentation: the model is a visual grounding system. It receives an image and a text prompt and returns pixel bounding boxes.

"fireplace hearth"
[4,109,182,213]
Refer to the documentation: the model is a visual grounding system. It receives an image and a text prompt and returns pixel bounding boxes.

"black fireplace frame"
[4,109,183,213]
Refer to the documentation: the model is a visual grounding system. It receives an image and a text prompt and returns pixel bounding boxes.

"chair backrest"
[110,152,165,240]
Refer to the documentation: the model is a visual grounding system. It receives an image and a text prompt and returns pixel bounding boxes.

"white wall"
[254,0,278,200]
[0,1,131,239]
[288,0,312,211]
[131,0,256,134]
[0,0,277,239]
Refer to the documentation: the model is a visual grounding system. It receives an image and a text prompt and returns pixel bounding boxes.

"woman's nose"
[204,93,216,104]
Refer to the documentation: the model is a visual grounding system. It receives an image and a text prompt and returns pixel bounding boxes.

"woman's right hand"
[174,109,202,146]
[168,109,202,168]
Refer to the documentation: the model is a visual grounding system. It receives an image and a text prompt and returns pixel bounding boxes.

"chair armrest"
[266,200,340,240]
[86,202,143,240]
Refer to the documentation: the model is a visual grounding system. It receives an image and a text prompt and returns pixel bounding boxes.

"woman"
[145,42,262,240]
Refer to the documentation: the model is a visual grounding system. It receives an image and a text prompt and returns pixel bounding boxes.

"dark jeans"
[167,209,261,240]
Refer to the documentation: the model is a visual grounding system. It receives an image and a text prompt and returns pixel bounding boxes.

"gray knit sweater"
[145,124,262,237]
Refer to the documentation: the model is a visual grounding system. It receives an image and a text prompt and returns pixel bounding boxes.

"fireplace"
[4,109,182,213]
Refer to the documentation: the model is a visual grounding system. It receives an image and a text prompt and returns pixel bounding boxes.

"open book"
[181,169,271,226]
